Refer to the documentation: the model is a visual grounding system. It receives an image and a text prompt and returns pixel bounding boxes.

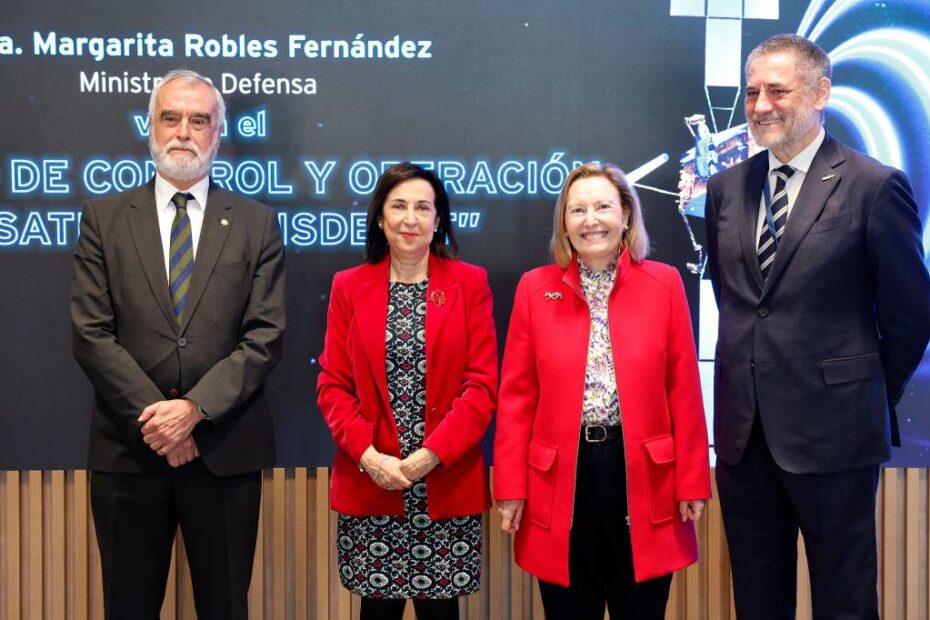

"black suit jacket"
[705,134,930,473]
[70,179,285,475]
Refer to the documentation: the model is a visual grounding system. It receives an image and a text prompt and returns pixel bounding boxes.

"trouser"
[717,417,880,619]
[91,459,262,620]
[538,428,672,619]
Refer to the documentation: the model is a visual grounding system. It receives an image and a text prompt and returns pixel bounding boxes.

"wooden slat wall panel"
[884,469,902,619]
[2,471,22,620]
[904,469,922,620]
[26,470,43,618]
[703,476,728,620]
[70,470,89,620]
[48,470,65,619]
[1,468,928,620]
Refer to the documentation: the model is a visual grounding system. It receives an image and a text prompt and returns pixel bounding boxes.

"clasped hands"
[359,445,440,491]
[138,398,203,468]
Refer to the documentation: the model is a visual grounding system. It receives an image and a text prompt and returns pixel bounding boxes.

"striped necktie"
[757,165,795,279]
[168,192,195,326]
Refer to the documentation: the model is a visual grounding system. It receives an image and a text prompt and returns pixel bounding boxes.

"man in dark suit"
[70,69,285,619]
[705,35,930,618]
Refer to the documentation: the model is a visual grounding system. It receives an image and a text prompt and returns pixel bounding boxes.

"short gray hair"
[745,34,832,87]
[148,69,226,128]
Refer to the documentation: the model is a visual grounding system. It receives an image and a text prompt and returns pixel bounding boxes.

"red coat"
[493,250,711,584]
[317,255,497,520]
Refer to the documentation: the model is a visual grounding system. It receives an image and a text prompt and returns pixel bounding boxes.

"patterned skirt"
[337,483,483,598]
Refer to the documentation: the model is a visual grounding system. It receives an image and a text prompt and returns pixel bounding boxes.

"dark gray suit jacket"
[705,134,930,473]
[70,178,285,475]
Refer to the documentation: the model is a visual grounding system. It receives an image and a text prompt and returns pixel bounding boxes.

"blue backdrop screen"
[1,1,928,467]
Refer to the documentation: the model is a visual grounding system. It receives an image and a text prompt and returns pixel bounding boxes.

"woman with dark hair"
[494,162,711,619]
[317,163,497,619]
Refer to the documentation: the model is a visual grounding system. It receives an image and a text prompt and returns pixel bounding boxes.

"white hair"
[148,69,226,127]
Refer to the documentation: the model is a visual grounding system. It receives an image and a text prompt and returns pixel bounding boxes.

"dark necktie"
[168,192,195,326]
[757,165,795,279]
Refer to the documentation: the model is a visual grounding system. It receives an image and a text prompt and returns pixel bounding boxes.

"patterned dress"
[337,279,483,599]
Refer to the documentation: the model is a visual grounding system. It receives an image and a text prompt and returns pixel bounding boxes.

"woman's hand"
[679,500,706,522]
[377,456,413,490]
[498,500,525,534]
[359,446,413,491]
[399,447,441,481]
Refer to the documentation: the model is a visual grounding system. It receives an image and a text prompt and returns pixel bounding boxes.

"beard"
[749,99,818,155]
[149,133,219,183]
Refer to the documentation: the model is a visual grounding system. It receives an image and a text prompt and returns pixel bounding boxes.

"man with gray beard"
[705,35,930,618]
[70,69,285,619]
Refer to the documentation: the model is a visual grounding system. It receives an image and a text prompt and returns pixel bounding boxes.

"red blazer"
[493,250,711,584]
[317,255,497,520]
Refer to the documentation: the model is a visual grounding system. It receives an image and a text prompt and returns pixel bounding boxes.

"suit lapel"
[180,183,233,334]
[425,255,459,377]
[761,136,844,299]
[739,154,769,294]
[127,181,177,330]
[354,260,392,409]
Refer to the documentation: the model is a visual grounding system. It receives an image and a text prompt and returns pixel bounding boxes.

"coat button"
[177,337,187,348]
[169,388,179,398]
[757,307,769,318]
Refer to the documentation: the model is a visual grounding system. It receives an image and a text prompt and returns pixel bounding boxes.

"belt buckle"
[584,424,607,443]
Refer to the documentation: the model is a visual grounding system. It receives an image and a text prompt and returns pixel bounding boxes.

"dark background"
[2,1,928,468]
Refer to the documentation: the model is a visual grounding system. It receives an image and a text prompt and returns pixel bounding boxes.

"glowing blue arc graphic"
[804,0,869,42]
[800,0,930,42]
[828,87,904,170]
[797,0,832,39]
[830,30,930,121]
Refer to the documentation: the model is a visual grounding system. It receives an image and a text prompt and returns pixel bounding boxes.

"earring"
[377,219,383,229]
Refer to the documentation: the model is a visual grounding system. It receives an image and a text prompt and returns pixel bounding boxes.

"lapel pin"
[821,174,835,181]
[220,218,229,226]
[428,290,446,306]
[544,291,563,301]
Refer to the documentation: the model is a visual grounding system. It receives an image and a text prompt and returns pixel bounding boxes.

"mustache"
[161,139,203,157]
[752,114,784,123]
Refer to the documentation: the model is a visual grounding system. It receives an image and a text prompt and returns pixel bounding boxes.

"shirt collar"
[154,173,210,213]
[767,126,825,176]
[577,254,618,289]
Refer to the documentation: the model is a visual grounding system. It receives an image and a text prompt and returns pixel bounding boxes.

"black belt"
[581,424,621,443]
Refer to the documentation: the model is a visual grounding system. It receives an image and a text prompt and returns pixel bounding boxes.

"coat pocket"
[808,214,850,235]
[526,438,558,529]
[214,259,251,274]
[821,352,881,385]
[643,434,677,524]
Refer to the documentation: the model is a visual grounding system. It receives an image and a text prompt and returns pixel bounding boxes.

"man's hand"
[139,399,201,456]
[398,448,440,481]
[166,436,200,468]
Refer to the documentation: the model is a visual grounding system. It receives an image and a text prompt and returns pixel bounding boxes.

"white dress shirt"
[154,174,210,282]
[755,127,826,249]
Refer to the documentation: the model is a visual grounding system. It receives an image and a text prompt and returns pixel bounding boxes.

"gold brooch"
[544,292,562,301]
[429,290,446,306]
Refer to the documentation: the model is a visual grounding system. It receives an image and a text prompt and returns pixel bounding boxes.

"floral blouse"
[578,257,621,426]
